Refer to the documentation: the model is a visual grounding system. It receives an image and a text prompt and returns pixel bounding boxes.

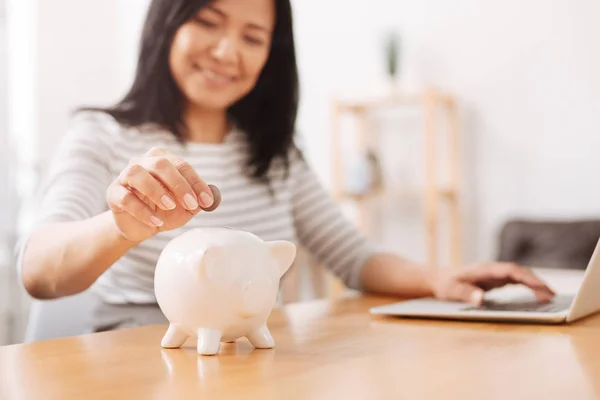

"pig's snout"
[240,279,273,318]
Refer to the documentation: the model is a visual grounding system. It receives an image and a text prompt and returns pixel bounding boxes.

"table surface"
[2,269,600,400]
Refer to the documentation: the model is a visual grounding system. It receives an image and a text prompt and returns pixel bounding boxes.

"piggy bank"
[154,227,296,355]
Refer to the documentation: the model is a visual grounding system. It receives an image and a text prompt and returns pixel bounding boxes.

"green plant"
[385,32,400,79]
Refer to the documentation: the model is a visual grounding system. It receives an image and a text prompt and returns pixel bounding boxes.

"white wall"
[0,0,11,237]
[292,0,600,264]
[35,0,133,171]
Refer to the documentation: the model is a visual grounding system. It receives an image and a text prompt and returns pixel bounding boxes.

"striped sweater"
[18,112,375,304]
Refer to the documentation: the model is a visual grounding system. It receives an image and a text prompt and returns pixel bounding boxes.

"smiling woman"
[17,0,555,336]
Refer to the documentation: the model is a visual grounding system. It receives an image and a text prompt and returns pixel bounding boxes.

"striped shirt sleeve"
[290,154,376,291]
[15,112,116,275]
[34,112,115,226]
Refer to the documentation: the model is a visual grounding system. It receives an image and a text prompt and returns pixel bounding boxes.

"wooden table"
[2,271,600,400]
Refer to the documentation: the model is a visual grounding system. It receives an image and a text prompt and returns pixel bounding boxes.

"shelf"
[330,88,463,273]
[335,89,454,112]
[336,185,456,203]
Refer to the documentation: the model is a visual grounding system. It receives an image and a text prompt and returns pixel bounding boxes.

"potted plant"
[384,32,400,95]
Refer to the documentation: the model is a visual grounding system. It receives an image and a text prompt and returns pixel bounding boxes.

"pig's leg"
[161,324,188,349]
[246,324,275,349]
[197,328,222,355]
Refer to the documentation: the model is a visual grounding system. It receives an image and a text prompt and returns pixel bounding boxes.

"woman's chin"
[185,93,236,112]
[183,83,252,112]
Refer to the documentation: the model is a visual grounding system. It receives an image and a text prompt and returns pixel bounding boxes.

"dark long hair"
[84,0,299,182]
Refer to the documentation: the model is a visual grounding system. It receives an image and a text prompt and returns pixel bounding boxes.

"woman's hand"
[106,147,221,242]
[430,262,556,305]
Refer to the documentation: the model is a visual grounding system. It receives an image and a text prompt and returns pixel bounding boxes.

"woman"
[19,0,554,332]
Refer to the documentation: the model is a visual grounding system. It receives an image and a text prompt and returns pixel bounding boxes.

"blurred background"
[1,0,600,345]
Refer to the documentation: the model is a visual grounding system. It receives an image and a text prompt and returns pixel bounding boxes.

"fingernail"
[199,191,213,208]
[183,193,198,210]
[470,290,483,305]
[161,195,176,210]
[150,216,163,227]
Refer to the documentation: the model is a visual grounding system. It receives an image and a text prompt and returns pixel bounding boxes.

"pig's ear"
[189,245,226,283]
[267,241,296,278]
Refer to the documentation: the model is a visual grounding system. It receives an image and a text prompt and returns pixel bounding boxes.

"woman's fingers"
[121,147,219,212]
[118,164,176,211]
[128,156,197,211]
[459,262,556,302]
[172,158,215,209]
[107,183,163,228]
[145,147,214,209]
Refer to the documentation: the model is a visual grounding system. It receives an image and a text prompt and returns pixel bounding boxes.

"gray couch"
[497,219,600,270]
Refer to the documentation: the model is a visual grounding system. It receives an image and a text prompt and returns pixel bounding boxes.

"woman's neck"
[183,105,229,144]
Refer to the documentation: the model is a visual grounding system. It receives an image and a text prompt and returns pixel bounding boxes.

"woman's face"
[169,0,275,111]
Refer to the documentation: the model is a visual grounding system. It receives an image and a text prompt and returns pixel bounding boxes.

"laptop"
[369,238,600,324]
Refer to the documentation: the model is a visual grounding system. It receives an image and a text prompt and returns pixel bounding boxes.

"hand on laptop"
[430,263,556,305]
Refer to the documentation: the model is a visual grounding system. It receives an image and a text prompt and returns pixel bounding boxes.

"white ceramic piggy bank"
[154,227,296,355]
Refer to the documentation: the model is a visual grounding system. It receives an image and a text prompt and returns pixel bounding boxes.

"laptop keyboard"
[463,295,574,313]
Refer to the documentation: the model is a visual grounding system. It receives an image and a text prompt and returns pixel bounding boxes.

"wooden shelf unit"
[330,87,463,281]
